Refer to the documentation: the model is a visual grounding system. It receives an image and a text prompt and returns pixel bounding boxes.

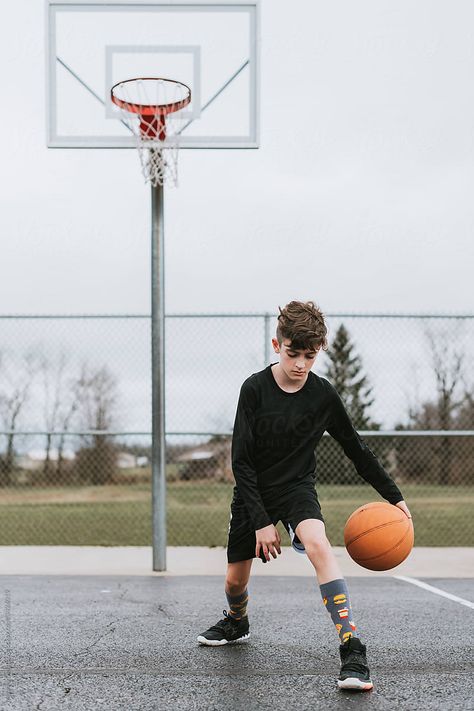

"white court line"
[395,575,474,610]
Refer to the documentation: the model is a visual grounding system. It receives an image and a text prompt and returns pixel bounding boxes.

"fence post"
[264,312,272,365]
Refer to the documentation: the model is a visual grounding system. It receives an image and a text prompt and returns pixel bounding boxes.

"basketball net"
[111,78,191,187]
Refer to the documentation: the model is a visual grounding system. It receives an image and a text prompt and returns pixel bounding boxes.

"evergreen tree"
[318,324,381,485]
[324,324,379,430]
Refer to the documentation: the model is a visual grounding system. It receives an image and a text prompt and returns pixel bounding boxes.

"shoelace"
[207,610,238,635]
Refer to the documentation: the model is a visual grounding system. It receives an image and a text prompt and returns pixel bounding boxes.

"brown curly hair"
[276,300,328,352]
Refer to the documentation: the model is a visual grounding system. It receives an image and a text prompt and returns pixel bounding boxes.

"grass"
[0,482,473,546]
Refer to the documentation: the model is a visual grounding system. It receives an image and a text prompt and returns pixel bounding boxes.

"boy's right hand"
[255,524,281,562]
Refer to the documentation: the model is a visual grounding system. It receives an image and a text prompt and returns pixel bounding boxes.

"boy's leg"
[295,519,344,584]
[295,519,373,692]
[225,560,252,620]
[197,492,266,646]
[295,519,356,642]
[197,559,253,646]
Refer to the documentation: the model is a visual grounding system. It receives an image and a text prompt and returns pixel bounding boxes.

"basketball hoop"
[111,78,191,187]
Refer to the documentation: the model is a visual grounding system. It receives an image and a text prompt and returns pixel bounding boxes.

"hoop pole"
[151,181,166,571]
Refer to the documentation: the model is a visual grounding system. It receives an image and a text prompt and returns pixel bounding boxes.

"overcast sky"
[0,0,473,317]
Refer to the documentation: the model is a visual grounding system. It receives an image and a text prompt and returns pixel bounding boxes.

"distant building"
[117,452,137,469]
[17,448,75,470]
[117,452,149,469]
[175,438,233,481]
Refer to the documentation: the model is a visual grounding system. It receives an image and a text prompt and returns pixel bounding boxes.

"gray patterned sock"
[319,578,358,644]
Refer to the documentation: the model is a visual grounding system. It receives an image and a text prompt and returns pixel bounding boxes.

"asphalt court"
[1,575,473,710]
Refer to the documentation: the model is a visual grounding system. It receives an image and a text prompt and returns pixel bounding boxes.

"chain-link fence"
[0,313,473,546]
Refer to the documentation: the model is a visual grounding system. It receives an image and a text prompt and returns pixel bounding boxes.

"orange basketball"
[344,502,414,571]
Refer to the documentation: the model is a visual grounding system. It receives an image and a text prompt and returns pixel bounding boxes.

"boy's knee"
[304,535,332,559]
[225,565,250,594]
[225,577,247,595]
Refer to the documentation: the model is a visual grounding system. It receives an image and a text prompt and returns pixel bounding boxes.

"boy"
[197,300,411,691]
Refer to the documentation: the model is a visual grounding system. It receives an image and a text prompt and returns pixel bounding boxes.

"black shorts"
[226,484,324,564]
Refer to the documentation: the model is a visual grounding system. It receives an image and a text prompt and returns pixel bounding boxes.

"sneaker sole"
[196,633,250,647]
[337,678,373,691]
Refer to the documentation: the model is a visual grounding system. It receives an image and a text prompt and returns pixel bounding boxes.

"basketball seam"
[348,522,413,563]
[345,517,407,547]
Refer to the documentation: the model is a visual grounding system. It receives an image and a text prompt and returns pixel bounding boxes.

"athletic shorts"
[226,484,324,564]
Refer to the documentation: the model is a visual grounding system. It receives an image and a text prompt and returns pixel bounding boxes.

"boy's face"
[271,337,319,380]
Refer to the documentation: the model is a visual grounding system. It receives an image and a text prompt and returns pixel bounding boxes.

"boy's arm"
[231,383,272,531]
[326,385,404,505]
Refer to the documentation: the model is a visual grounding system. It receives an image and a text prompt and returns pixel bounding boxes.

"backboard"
[46,0,259,149]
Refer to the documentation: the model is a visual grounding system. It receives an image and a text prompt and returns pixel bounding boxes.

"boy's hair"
[276,300,328,351]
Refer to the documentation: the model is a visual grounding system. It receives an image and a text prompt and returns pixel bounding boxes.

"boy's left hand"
[395,500,412,519]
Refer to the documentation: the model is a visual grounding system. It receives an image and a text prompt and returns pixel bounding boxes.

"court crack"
[51,622,121,705]
[71,620,118,660]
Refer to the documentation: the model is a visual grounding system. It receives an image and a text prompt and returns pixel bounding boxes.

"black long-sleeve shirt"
[231,364,404,530]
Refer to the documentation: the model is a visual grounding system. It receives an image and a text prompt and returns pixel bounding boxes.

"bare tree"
[458,365,474,428]
[39,351,78,479]
[400,329,467,484]
[72,363,119,485]
[0,350,39,486]
[426,331,464,427]
[56,395,79,480]
[427,331,465,484]
[454,382,474,429]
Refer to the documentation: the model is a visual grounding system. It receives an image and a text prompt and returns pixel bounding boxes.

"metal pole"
[151,182,166,571]
[264,312,272,365]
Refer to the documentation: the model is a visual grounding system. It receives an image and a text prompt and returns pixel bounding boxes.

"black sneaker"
[197,610,250,646]
[337,636,373,691]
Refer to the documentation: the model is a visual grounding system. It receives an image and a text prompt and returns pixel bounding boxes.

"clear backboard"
[46,0,260,149]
